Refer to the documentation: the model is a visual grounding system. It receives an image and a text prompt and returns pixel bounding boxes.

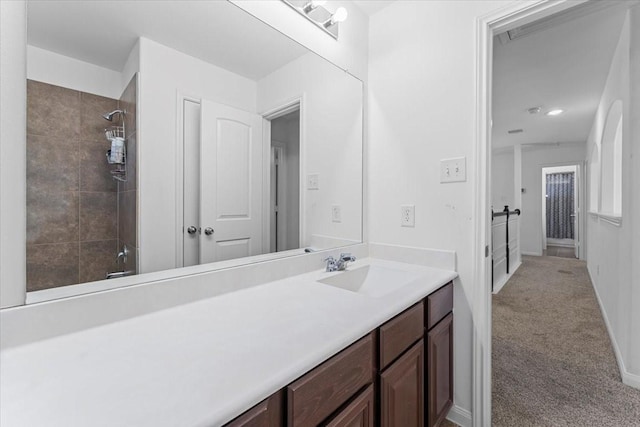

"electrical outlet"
[440,157,467,183]
[332,205,342,223]
[307,174,319,190]
[401,205,415,227]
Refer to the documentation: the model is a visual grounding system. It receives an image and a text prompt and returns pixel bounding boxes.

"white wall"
[137,38,257,274]
[586,8,640,387]
[520,143,585,256]
[257,53,363,249]
[27,45,123,99]
[367,1,507,422]
[230,0,369,82]
[492,148,515,209]
[0,0,27,308]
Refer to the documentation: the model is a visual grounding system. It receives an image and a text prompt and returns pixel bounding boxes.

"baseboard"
[588,269,640,390]
[492,260,522,294]
[521,251,542,256]
[447,404,472,427]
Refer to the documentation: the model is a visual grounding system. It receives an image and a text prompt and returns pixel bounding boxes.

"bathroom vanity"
[0,255,456,427]
[226,281,454,427]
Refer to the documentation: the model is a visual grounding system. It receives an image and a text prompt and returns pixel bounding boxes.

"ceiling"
[352,0,396,16]
[492,2,629,149]
[27,1,309,81]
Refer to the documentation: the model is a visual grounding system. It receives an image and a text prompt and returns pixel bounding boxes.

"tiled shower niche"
[26,76,137,292]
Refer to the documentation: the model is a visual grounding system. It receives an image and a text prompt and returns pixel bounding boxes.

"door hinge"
[485,245,489,257]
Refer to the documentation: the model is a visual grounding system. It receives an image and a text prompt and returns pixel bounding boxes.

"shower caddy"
[104,117,127,182]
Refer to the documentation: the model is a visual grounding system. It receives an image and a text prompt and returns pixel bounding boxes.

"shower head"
[102,109,125,121]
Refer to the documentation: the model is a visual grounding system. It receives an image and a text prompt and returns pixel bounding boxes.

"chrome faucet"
[116,245,129,265]
[324,253,356,272]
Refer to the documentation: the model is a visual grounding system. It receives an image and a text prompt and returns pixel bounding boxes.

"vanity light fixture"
[546,109,564,116]
[324,7,348,28]
[303,0,326,13]
[281,0,348,39]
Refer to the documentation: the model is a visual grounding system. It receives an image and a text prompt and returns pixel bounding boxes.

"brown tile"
[27,134,79,192]
[80,143,117,191]
[121,133,136,191]
[118,190,137,247]
[80,192,117,241]
[27,190,79,244]
[119,74,137,137]
[27,80,80,139]
[80,92,119,143]
[27,242,79,291]
[79,240,119,283]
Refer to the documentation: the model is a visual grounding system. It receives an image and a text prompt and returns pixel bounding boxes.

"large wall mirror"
[24,0,363,302]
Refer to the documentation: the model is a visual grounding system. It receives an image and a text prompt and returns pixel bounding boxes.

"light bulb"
[331,7,348,24]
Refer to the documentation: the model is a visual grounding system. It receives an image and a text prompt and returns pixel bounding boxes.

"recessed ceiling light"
[546,109,564,116]
[527,107,541,114]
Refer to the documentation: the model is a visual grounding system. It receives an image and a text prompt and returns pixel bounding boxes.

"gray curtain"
[546,172,574,239]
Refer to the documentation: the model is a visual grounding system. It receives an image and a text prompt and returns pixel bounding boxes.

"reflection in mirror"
[24,1,363,301]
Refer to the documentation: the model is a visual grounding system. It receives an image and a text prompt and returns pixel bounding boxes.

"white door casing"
[200,100,264,263]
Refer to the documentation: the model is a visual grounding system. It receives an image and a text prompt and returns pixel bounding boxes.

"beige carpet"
[492,255,640,426]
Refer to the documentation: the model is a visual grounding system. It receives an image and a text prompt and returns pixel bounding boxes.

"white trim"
[598,213,622,227]
[175,93,202,268]
[474,1,590,425]
[521,251,542,256]
[588,268,640,390]
[447,405,472,427]
[260,96,305,249]
[492,260,522,294]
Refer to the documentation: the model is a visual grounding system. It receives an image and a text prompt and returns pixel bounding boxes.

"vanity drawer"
[287,333,374,427]
[426,282,453,330]
[379,302,424,370]
[225,390,283,427]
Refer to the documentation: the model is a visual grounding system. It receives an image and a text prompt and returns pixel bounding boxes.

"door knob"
[204,227,214,236]
[187,226,198,235]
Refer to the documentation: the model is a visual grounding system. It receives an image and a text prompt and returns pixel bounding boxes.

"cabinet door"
[427,313,453,427]
[225,390,283,427]
[324,384,374,427]
[380,339,424,427]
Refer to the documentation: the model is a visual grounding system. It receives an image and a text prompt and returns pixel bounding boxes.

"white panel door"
[200,100,264,263]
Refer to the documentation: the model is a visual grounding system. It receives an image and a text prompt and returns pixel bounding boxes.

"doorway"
[542,165,579,258]
[477,1,633,425]
[269,109,301,252]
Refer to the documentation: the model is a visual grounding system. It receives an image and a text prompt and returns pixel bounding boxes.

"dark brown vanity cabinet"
[379,302,425,427]
[426,283,454,427]
[287,333,374,427]
[225,390,284,427]
[225,281,454,427]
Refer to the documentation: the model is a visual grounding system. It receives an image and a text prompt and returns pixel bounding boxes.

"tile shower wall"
[118,75,137,274]
[26,79,136,291]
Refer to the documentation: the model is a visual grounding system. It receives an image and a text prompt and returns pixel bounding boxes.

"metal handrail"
[491,205,522,290]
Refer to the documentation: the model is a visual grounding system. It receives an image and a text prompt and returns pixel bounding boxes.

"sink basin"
[317,265,421,298]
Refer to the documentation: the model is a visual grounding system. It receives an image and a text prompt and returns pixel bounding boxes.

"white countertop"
[0,258,456,427]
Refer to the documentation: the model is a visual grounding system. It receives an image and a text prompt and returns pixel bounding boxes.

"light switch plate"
[307,173,319,190]
[332,205,342,222]
[401,205,415,227]
[440,157,466,183]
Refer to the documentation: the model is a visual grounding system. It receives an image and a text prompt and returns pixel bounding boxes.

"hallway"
[492,256,640,426]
